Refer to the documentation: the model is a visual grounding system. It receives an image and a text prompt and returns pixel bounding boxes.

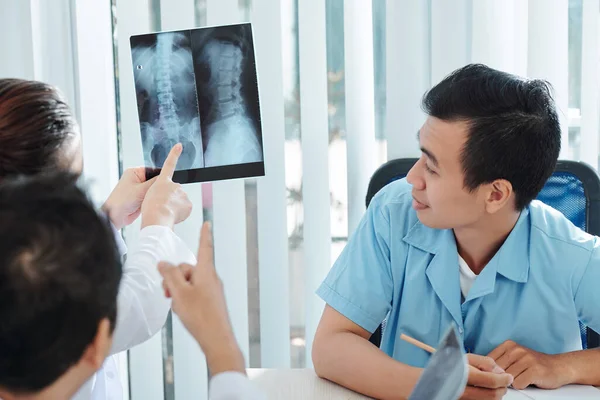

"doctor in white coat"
[0,78,195,400]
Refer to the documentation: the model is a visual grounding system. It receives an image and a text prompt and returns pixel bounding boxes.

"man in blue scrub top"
[312,64,600,400]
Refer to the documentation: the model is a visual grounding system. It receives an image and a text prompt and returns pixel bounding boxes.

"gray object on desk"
[408,325,468,400]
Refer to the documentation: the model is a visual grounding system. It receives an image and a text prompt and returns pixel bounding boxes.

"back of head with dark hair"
[422,63,561,210]
[0,173,122,393]
[0,79,79,179]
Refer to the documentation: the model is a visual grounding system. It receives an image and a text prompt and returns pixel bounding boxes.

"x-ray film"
[130,23,265,184]
[408,325,469,400]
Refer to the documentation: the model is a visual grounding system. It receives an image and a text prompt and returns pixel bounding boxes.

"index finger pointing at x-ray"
[159,143,183,180]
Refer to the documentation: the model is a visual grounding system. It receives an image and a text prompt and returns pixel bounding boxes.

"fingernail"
[493,366,505,374]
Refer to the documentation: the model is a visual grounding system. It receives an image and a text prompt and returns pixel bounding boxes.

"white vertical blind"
[35,0,77,112]
[430,0,470,84]
[513,0,529,77]
[528,0,570,159]
[206,0,242,25]
[385,0,429,160]
[472,0,520,74]
[251,0,292,367]
[158,1,209,398]
[115,1,166,399]
[205,0,250,363]
[160,0,196,30]
[297,0,331,366]
[0,0,37,79]
[71,0,120,206]
[579,0,600,169]
[344,0,377,235]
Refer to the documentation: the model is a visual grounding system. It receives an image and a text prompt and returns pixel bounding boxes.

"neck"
[0,367,89,400]
[453,209,521,274]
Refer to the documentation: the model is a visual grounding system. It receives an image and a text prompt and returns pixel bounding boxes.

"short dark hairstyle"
[0,78,79,179]
[0,173,122,393]
[422,63,561,210]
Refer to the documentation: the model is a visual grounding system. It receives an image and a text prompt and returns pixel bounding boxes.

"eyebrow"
[416,130,439,168]
[421,148,439,167]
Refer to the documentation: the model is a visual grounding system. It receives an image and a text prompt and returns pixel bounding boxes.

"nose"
[406,159,425,190]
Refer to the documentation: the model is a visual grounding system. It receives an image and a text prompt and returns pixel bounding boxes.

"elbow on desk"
[311,331,334,379]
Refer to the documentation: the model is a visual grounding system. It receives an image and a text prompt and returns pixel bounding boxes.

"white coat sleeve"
[109,225,197,355]
[209,372,266,400]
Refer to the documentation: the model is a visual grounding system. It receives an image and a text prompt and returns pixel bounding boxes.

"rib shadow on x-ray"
[130,23,265,184]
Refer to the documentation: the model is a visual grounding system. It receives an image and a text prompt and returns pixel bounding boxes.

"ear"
[79,318,113,370]
[484,179,513,213]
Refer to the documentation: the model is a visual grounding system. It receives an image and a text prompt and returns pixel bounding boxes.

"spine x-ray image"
[130,23,265,184]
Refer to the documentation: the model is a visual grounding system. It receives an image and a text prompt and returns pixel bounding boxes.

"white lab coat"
[72,224,196,400]
[71,224,265,400]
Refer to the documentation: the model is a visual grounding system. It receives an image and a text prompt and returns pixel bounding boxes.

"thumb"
[140,175,158,193]
[130,166,149,183]
[158,262,188,295]
[137,176,158,202]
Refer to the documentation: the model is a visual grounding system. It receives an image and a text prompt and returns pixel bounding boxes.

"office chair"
[365,158,600,350]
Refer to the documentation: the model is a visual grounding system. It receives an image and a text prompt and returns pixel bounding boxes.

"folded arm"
[312,305,422,400]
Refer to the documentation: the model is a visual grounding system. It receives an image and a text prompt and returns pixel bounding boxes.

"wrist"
[203,338,245,376]
[553,353,577,385]
[141,207,175,229]
[101,202,124,230]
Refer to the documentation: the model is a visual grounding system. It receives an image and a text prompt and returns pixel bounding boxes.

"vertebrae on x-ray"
[134,32,203,169]
[195,38,262,167]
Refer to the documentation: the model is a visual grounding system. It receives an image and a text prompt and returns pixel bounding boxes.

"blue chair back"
[366,159,600,349]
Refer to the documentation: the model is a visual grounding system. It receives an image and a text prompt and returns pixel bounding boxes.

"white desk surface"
[248,368,371,399]
[247,368,600,399]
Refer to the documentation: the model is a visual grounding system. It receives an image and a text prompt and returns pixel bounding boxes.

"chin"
[415,209,431,222]
[416,212,448,230]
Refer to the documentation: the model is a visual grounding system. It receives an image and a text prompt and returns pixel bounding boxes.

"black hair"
[0,173,122,393]
[422,63,561,210]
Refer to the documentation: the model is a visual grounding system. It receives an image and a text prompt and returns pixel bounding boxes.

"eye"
[424,163,437,175]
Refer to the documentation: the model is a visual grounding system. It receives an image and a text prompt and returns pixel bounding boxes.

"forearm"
[312,331,422,400]
[560,348,600,386]
[193,319,246,377]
